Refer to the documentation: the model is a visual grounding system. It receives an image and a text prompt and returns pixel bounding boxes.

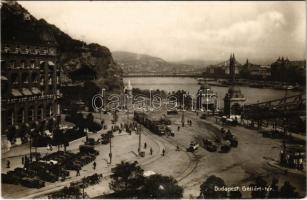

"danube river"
[124,77,299,105]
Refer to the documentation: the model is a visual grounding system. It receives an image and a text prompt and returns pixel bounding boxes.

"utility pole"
[109,132,112,164]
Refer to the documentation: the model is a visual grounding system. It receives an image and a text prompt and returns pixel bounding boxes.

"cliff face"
[2,1,123,91]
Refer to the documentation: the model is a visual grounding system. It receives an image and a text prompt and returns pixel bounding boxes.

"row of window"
[2,46,56,56]
[7,104,55,126]
[8,73,60,85]
[3,60,56,70]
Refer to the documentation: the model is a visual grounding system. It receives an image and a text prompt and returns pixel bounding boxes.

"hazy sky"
[19,1,306,63]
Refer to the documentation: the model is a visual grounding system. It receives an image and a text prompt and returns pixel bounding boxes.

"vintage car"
[187,142,199,152]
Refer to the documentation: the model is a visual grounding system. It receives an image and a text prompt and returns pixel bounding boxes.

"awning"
[21,88,33,96]
[31,87,41,95]
[1,76,8,81]
[11,89,23,97]
[48,61,55,66]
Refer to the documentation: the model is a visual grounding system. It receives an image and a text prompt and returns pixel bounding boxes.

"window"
[30,60,35,68]
[40,76,45,85]
[22,72,28,83]
[47,104,53,117]
[10,60,15,68]
[11,73,18,84]
[28,107,35,121]
[37,105,44,120]
[17,108,24,123]
[7,110,14,126]
[31,73,39,83]
[20,60,25,68]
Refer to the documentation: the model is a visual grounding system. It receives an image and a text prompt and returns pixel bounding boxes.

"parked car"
[187,142,199,152]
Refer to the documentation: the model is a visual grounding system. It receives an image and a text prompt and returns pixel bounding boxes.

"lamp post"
[137,125,142,154]
[109,130,112,164]
[206,89,209,112]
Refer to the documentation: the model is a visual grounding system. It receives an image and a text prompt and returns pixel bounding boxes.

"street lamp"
[206,89,209,112]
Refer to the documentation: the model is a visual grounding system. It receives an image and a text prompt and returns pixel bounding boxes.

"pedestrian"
[162,149,165,156]
[176,145,180,151]
[93,161,96,170]
[6,160,10,168]
[76,168,80,176]
[150,147,153,155]
[190,120,192,126]
[177,126,180,132]
[144,142,147,149]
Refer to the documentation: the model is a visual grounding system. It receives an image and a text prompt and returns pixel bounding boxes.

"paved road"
[2,110,306,198]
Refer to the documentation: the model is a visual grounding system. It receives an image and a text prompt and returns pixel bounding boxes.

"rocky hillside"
[113,51,207,75]
[2,1,123,91]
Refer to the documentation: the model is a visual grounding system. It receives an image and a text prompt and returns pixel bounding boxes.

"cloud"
[19,1,305,63]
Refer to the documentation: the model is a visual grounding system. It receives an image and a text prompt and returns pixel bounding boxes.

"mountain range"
[112,51,212,75]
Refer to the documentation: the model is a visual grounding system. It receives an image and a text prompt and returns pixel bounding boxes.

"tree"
[279,181,299,199]
[229,190,242,199]
[138,174,183,199]
[199,175,227,199]
[109,161,144,196]
[53,128,64,151]
[268,178,279,198]
[250,176,267,199]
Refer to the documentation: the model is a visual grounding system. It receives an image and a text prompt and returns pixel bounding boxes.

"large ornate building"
[1,41,61,146]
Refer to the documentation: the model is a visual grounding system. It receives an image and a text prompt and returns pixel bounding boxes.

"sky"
[19,1,306,63]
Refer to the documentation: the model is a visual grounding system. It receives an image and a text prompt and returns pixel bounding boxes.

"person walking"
[144,142,147,149]
[162,149,165,156]
[150,147,153,155]
[177,126,180,132]
[176,145,180,151]
[93,161,96,170]
[22,156,25,165]
[6,160,10,168]
[76,168,80,176]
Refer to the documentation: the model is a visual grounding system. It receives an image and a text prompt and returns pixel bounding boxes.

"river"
[123,77,299,105]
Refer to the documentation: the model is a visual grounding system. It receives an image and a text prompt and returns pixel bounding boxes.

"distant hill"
[112,51,209,75]
[2,1,123,91]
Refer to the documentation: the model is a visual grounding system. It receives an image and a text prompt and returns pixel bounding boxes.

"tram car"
[134,111,167,136]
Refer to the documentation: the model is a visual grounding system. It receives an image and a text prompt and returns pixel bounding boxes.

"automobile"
[229,136,238,147]
[79,145,99,156]
[220,140,231,153]
[203,139,217,152]
[187,142,199,152]
[167,110,178,115]
[200,114,207,119]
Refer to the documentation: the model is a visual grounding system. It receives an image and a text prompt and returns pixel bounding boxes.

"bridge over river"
[123,73,204,78]
[241,93,306,133]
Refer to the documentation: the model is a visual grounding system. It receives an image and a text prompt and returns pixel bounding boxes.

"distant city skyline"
[19,1,306,63]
